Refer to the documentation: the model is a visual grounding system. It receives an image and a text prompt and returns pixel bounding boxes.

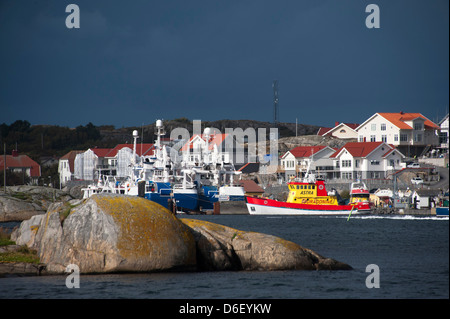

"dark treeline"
[0,120,110,160]
[1,118,319,163]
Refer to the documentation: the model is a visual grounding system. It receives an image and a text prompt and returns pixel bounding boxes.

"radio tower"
[272,80,279,124]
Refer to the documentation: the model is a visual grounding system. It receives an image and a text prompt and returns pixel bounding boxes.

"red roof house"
[0,151,41,184]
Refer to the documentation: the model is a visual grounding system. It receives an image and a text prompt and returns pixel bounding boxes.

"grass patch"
[0,227,41,264]
[0,246,40,264]
[11,192,32,201]
[59,202,79,225]
[0,227,15,246]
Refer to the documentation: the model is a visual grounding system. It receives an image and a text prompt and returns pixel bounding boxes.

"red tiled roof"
[318,123,359,136]
[330,142,391,158]
[288,146,327,158]
[378,112,439,130]
[342,123,359,130]
[106,144,154,157]
[0,154,41,177]
[89,148,113,157]
[60,150,84,173]
[317,127,332,136]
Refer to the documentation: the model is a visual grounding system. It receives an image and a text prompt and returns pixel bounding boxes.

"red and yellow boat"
[246,179,372,216]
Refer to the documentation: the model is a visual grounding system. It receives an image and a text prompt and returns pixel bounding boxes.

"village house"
[180,132,247,167]
[74,148,113,181]
[317,122,359,140]
[438,113,449,154]
[71,143,155,181]
[104,143,154,178]
[0,150,41,185]
[279,146,337,181]
[58,150,83,187]
[411,189,439,209]
[330,141,405,180]
[356,112,440,158]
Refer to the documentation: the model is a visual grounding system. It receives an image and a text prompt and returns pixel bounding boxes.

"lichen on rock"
[30,194,197,274]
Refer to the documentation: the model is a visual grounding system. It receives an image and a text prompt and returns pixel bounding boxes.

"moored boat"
[349,180,373,208]
[246,178,371,216]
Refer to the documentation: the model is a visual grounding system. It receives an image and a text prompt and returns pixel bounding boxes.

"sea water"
[0,215,448,299]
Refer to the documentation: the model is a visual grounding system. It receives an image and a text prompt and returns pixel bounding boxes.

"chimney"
[335,121,339,127]
[12,150,19,157]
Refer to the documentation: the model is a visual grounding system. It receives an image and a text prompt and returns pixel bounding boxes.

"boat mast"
[132,130,139,165]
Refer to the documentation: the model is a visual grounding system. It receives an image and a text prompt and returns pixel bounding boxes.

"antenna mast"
[272,80,279,124]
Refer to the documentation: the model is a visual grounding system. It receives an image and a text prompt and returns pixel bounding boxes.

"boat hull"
[245,196,371,216]
[436,207,449,217]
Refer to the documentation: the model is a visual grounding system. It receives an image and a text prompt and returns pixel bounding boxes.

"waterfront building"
[317,122,359,140]
[74,148,112,181]
[438,113,449,154]
[180,132,247,166]
[330,141,405,180]
[356,112,440,158]
[0,150,41,185]
[279,146,337,181]
[58,150,83,187]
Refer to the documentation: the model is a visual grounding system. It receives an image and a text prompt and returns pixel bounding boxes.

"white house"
[317,122,359,139]
[356,112,440,157]
[104,143,154,177]
[279,146,337,180]
[438,113,449,153]
[180,132,240,166]
[58,150,83,186]
[330,141,405,180]
[74,148,112,181]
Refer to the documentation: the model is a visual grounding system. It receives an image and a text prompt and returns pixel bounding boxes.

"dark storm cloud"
[0,0,448,127]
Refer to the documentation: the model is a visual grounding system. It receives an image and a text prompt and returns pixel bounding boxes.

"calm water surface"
[0,215,448,299]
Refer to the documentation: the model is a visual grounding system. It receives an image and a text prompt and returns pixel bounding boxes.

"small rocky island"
[4,192,352,275]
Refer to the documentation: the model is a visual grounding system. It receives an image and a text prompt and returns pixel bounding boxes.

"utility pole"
[273,80,279,125]
[3,143,6,193]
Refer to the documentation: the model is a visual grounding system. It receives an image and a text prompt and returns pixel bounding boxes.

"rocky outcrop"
[181,218,352,271]
[0,186,73,222]
[17,194,196,274]
[11,194,352,275]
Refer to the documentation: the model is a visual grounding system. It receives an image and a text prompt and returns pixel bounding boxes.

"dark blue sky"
[1,0,448,128]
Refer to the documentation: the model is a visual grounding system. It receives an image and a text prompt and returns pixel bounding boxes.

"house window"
[370,135,376,142]
[370,160,380,165]
[414,123,423,130]
[371,124,376,131]
[439,132,448,144]
[414,134,422,142]
[381,135,387,142]
[355,160,359,168]
[394,134,399,142]
[381,123,386,131]
[341,160,352,167]
[358,135,364,142]
[400,134,408,142]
